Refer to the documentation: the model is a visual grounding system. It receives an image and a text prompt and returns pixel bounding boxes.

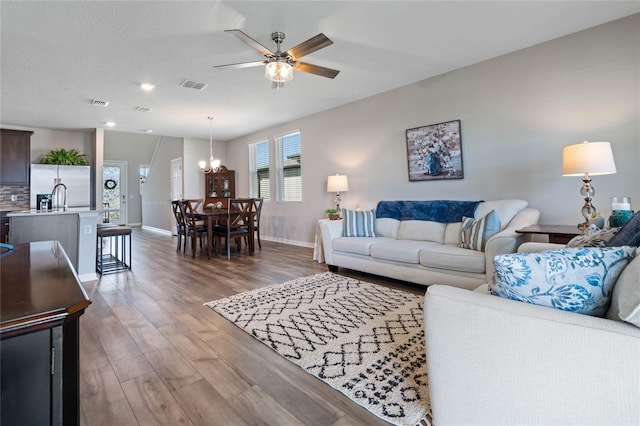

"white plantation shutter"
[249,140,270,199]
[275,131,302,202]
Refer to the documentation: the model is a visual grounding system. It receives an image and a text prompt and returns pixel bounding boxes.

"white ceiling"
[1,1,638,141]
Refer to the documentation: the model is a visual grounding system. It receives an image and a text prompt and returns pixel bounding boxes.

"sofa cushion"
[420,244,486,274]
[606,248,640,327]
[342,209,376,237]
[475,199,527,230]
[370,240,441,264]
[490,246,636,317]
[397,220,446,243]
[459,210,501,251]
[444,222,462,245]
[332,236,395,256]
[375,218,400,239]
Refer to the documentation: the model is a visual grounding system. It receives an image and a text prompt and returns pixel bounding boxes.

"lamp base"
[577,221,590,230]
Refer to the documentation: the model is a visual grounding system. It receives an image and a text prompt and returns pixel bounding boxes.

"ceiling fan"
[213,29,340,89]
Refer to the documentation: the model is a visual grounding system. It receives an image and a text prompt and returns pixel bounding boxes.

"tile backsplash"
[0,185,30,210]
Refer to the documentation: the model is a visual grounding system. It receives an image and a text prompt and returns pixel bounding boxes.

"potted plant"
[40,148,89,165]
[325,208,340,220]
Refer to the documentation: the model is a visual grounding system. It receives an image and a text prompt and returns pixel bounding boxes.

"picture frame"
[405,119,463,181]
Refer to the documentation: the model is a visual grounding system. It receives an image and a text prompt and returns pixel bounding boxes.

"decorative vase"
[427,153,439,176]
[328,214,340,220]
[588,215,605,229]
[609,210,633,228]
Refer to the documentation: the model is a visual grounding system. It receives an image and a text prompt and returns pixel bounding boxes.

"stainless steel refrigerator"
[30,164,91,209]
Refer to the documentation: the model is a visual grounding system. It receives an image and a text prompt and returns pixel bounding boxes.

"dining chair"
[170,200,186,252]
[184,198,203,211]
[213,198,254,260]
[180,199,208,257]
[245,198,264,250]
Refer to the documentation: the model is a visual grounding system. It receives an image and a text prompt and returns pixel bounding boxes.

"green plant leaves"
[40,148,89,165]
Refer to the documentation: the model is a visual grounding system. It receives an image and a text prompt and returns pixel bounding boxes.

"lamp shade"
[562,141,616,176]
[327,174,349,192]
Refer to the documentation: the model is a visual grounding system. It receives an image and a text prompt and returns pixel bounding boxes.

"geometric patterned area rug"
[205,272,432,426]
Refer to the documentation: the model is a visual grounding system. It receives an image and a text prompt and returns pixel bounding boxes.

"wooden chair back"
[171,200,185,230]
[227,198,254,229]
[180,199,201,231]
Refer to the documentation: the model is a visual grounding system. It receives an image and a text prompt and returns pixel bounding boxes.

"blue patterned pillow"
[459,210,501,251]
[342,209,376,237]
[490,247,636,317]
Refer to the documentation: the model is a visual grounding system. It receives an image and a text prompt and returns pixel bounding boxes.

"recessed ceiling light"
[105,122,116,127]
[140,83,155,91]
[144,129,153,133]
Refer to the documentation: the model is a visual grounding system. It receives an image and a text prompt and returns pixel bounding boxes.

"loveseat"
[424,242,640,425]
[317,199,540,290]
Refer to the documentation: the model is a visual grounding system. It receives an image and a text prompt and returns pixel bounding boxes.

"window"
[275,131,302,202]
[249,140,270,200]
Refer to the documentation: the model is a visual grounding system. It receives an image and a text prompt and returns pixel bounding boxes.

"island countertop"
[7,210,101,280]
[0,241,91,338]
[6,208,102,217]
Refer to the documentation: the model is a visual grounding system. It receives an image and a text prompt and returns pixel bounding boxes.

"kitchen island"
[7,208,101,281]
[1,241,91,425]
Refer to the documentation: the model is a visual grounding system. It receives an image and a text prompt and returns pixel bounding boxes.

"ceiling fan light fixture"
[265,61,293,84]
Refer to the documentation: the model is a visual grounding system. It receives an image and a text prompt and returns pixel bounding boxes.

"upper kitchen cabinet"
[0,129,33,185]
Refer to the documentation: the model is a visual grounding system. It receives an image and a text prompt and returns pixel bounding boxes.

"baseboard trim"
[141,225,172,236]
[78,272,98,283]
[261,235,314,248]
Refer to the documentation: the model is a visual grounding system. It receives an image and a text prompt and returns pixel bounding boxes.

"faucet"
[50,182,68,211]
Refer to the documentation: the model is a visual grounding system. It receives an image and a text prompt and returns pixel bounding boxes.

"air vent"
[91,99,109,107]
[181,80,208,90]
[135,106,151,112]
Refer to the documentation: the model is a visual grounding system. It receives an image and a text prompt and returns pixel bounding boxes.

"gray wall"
[226,14,640,246]
[140,136,183,231]
[183,137,227,200]
[104,131,160,225]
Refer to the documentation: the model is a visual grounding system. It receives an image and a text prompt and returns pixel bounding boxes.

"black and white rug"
[205,272,432,426]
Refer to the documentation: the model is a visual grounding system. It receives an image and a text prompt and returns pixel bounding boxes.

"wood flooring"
[80,228,425,426]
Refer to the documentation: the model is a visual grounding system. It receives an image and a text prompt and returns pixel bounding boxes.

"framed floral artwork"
[406,119,463,181]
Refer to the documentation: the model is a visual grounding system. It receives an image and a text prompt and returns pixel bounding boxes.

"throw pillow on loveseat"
[490,246,636,316]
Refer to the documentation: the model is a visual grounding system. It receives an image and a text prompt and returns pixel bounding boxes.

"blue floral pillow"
[490,247,636,317]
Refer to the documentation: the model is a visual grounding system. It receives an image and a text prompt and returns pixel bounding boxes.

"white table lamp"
[327,174,349,211]
[562,141,616,229]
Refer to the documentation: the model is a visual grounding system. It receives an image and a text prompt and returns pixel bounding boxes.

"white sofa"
[424,242,640,425]
[318,199,540,290]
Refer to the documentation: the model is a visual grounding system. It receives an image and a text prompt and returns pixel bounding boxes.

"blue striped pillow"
[342,209,376,237]
[459,209,501,251]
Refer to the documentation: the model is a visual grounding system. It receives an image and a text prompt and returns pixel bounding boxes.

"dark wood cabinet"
[0,129,33,185]
[204,165,235,208]
[1,211,9,244]
[1,241,91,426]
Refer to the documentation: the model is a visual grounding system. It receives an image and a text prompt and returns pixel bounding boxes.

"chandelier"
[199,116,221,173]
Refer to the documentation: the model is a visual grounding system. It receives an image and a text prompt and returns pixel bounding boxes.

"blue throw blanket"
[376,200,482,223]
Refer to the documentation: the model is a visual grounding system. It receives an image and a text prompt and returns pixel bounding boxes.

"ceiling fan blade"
[226,29,274,57]
[213,60,266,70]
[285,33,333,60]
[294,62,340,79]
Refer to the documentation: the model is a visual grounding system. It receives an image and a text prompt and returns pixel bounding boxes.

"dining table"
[194,207,227,259]
[194,204,257,260]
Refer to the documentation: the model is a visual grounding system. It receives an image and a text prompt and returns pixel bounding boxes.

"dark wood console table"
[1,241,91,426]
[516,225,582,245]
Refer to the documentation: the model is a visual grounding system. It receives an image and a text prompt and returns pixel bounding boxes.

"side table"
[516,225,582,245]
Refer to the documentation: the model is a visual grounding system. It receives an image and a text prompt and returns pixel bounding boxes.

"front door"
[103,161,128,224]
